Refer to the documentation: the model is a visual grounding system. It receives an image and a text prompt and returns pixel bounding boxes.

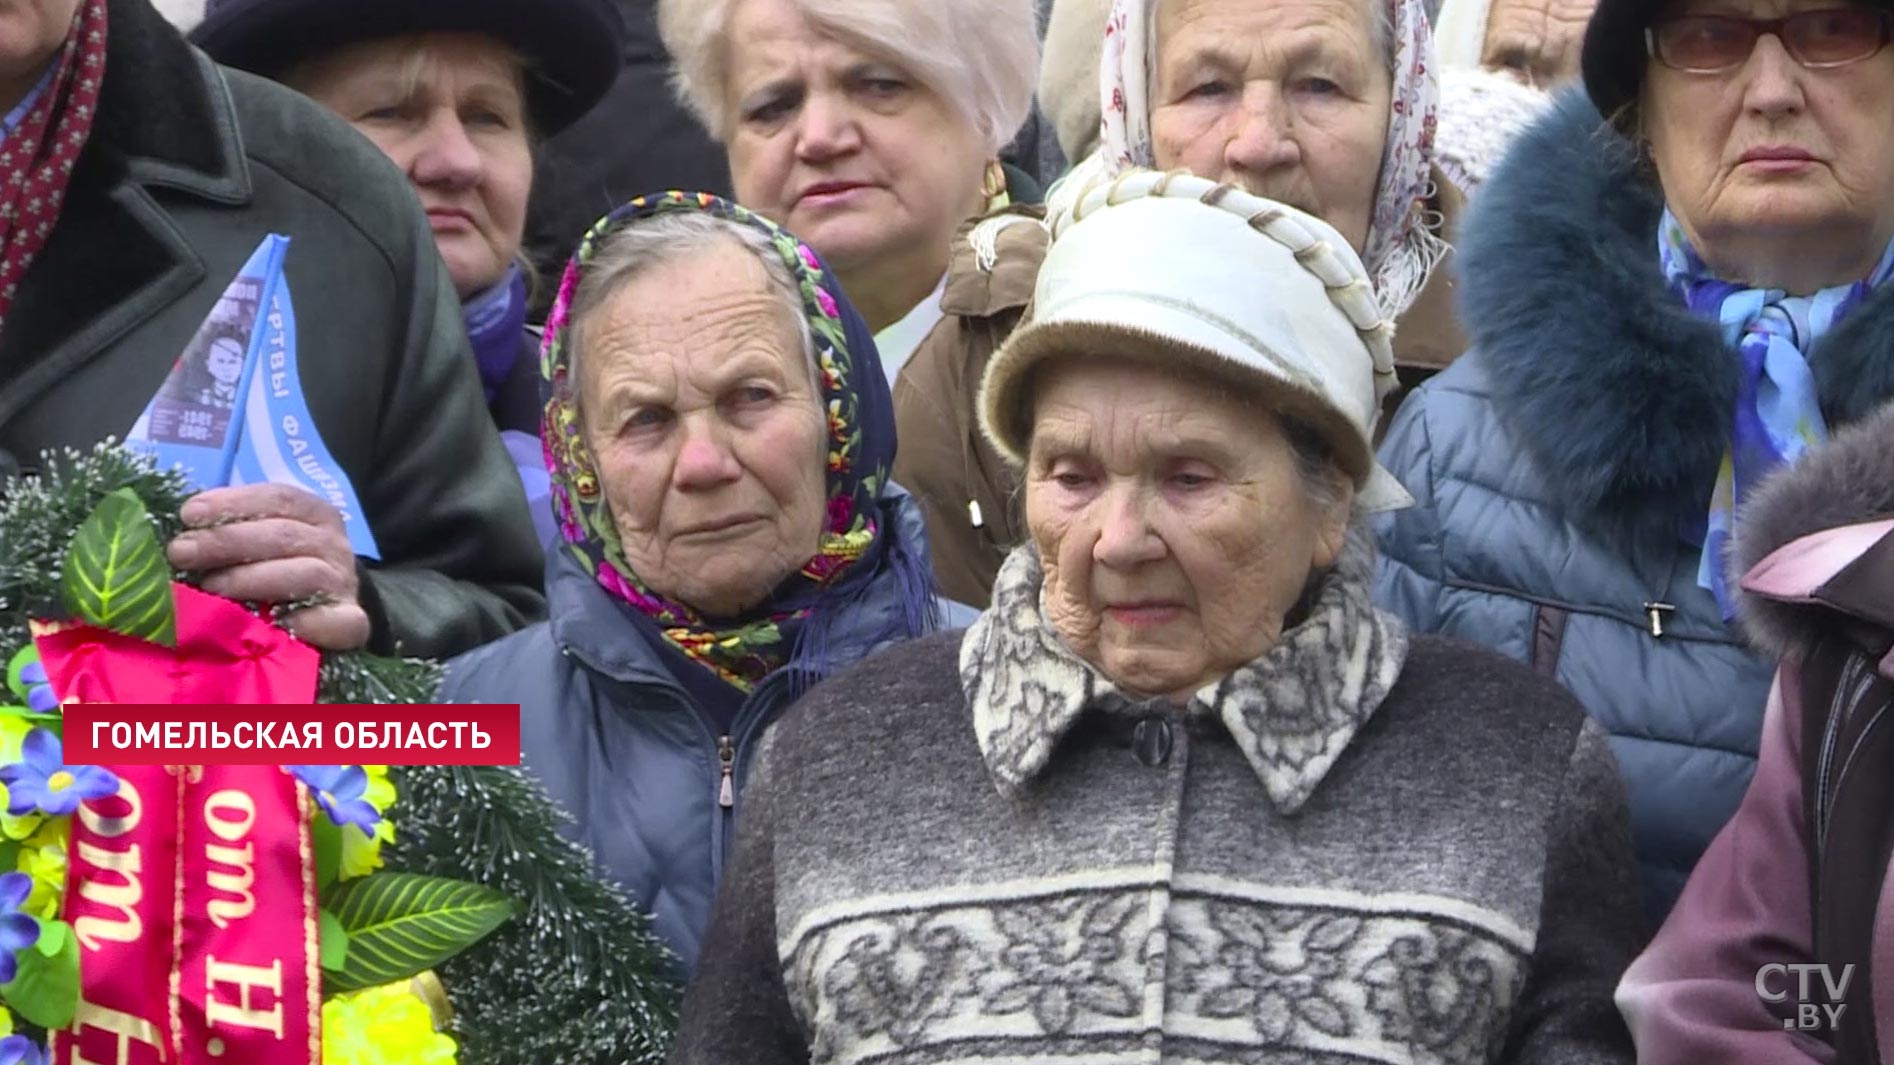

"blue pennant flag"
[127,235,381,559]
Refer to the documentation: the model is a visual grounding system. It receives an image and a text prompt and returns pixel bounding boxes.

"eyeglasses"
[1646,7,1894,72]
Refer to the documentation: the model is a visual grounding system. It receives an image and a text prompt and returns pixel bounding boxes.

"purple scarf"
[463,265,528,404]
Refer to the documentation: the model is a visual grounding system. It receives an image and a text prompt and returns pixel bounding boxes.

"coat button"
[1132,716,1173,767]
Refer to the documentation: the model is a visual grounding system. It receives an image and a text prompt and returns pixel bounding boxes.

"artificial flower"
[3,649,53,715]
[339,766,395,880]
[321,980,456,1065]
[15,819,66,922]
[0,1035,41,1065]
[286,766,381,833]
[0,873,40,985]
[0,731,118,817]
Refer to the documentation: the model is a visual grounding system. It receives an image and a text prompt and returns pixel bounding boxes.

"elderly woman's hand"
[166,484,370,651]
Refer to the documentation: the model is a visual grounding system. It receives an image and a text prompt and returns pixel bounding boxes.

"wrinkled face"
[579,241,829,619]
[722,0,988,288]
[1644,0,1894,289]
[0,0,81,103]
[1149,0,1390,252]
[1480,0,1595,87]
[296,33,534,298]
[1026,360,1350,703]
[205,340,244,385]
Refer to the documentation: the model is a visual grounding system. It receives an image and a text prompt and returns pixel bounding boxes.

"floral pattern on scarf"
[0,0,105,333]
[1659,210,1894,621]
[1092,0,1445,316]
[539,191,904,691]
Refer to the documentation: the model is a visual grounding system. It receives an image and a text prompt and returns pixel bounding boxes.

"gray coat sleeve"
[354,211,545,659]
[1501,719,1644,1064]
[668,737,810,1064]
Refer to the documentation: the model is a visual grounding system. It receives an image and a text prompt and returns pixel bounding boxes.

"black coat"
[0,0,544,658]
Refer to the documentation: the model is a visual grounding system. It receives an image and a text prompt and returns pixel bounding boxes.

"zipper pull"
[1644,602,1676,639]
[716,735,735,808]
[967,499,985,529]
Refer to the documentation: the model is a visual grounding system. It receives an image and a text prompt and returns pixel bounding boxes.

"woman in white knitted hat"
[896,0,1470,610]
[668,172,1643,1063]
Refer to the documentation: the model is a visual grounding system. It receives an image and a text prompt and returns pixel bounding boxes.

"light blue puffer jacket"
[1374,91,1894,925]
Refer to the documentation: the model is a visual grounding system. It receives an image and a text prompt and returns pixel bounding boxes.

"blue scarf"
[462,264,528,405]
[1659,210,1894,620]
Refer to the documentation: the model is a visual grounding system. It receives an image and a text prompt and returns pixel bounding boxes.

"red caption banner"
[61,705,521,765]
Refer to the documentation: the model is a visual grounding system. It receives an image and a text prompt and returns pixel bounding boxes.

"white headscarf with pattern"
[1062,0,1447,317]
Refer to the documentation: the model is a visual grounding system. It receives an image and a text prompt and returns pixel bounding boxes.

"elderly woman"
[191,0,624,546]
[1374,0,1894,926]
[1613,399,1894,1061]
[897,0,1463,608]
[441,192,940,973]
[0,0,542,658]
[655,0,1040,362]
[668,173,1641,1062]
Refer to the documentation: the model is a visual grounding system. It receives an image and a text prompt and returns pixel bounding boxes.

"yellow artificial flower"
[0,783,41,844]
[0,720,40,844]
[321,979,455,1065]
[339,766,395,881]
[16,818,65,921]
[0,1003,12,1037]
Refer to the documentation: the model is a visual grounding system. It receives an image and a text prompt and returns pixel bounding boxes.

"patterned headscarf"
[1089,0,1446,317]
[540,191,935,692]
[1659,211,1894,622]
[0,0,105,335]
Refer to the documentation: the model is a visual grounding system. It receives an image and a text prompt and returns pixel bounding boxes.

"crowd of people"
[4,0,1893,1059]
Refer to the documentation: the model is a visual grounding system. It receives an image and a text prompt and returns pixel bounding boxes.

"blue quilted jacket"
[1374,91,1894,925]
[441,487,940,974]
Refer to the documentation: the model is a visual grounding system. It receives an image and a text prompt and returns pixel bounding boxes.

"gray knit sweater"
[671,548,1642,1063]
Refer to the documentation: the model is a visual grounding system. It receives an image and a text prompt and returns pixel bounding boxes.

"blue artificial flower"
[0,1035,45,1065]
[0,872,41,987]
[0,730,118,817]
[15,663,54,716]
[285,765,381,832]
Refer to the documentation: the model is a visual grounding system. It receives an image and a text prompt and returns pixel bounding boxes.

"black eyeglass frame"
[1644,7,1894,72]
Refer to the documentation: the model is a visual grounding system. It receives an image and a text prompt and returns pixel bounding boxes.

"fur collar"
[960,539,1408,814]
[1731,399,1894,657]
[1457,90,1894,519]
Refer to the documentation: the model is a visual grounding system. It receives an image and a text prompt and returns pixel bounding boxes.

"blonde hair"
[658,0,1039,154]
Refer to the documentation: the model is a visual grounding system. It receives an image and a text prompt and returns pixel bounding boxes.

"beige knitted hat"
[980,170,1414,512]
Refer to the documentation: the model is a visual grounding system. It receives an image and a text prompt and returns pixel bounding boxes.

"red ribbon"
[37,584,322,1065]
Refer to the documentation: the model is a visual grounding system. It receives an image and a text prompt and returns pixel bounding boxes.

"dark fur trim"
[1731,399,1894,657]
[1458,90,1894,519]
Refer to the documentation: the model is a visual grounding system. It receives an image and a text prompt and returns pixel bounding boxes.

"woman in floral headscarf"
[893,0,1462,608]
[441,190,940,974]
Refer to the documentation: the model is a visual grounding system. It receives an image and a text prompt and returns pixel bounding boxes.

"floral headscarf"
[540,191,934,692]
[1090,0,1447,316]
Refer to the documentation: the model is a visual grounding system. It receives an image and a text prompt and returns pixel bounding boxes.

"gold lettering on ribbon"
[203,790,258,929]
[67,1001,165,1065]
[203,957,285,1038]
[74,780,146,951]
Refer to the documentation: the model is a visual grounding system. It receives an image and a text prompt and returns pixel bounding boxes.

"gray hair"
[565,212,818,417]
[657,0,1038,153]
[1279,412,1353,519]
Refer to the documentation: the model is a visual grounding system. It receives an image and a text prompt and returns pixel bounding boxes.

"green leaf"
[34,918,65,959]
[3,917,77,1028]
[319,909,349,973]
[60,488,176,646]
[324,873,516,994]
[313,816,341,890]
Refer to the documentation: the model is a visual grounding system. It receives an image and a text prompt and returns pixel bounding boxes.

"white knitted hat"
[980,170,1414,512]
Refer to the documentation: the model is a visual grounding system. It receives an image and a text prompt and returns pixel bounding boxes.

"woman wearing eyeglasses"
[1372,0,1894,928]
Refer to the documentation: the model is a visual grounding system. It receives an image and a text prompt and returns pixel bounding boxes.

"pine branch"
[387,765,681,1065]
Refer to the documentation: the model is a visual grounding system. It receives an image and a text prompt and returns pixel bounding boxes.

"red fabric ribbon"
[37,584,322,1065]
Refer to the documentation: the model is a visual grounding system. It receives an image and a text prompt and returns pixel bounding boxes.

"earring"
[981,159,1009,212]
